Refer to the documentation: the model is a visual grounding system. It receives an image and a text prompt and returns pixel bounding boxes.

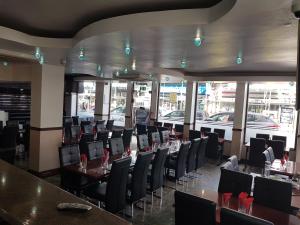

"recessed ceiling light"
[236,55,243,65]
[193,28,202,47]
[2,61,8,66]
[124,43,131,56]
[34,47,41,59]
[124,67,128,74]
[116,71,120,77]
[96,64,101,74]
[132,59,136,70]
[79,48,86,61]
[180,59,187,69]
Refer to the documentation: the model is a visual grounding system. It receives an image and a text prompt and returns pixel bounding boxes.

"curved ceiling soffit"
[73,0,237,46]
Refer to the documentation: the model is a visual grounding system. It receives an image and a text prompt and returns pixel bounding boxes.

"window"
[77,81,95,119]
[110,81,128,127]
[245,82,297,148]
[195,82,237,140]
[158,82,186,125]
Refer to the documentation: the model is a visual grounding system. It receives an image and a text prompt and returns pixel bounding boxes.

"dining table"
[270,159,300,178]
[189,189,300,225]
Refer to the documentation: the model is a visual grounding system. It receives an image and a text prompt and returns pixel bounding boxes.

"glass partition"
[245,82,297,148]
[77,81,95,119]
[110,81,128,127]
[195,82,236,140]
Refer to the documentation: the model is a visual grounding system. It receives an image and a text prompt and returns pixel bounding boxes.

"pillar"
[29,64,65,173]
[149,81,159,125]
[231,82,248,159]
[183,81,197,139]
[125,81,134,128]
[94,81,111,121]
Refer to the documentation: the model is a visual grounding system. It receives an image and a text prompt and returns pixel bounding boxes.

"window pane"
[195,82,237,140]
[110,81,127,127]
[77,81,95,119]
[158,82,186,125]
[245,82,297,149]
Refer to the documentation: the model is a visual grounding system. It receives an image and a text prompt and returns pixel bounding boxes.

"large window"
[110,81,128,127]
[195,82,237,140]
[245,82,297,148]
[77,81,95,119]
[158,82,186,125]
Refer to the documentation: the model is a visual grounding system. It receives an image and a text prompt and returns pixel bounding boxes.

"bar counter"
[0,160,131,225]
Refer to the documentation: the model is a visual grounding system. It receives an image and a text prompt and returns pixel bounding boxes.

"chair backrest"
[151,132,161,145]
[175,191,216,225]
[266,147,275,162]
[0,126,18,148]
[175,142,190,179]
[109,137,124,156]
[87,141,104,160]
[268,140,285,159]
[70,125,81,141]
[80,133,94,143]
[105,157,132,213]
[154,121,162,127]
[249,138,266,167]
[218,168,252,196]
[147,125,157,133]
[122,128,133,149]
[83,124,93,134]
[136,124,147,135]
[63,117,73,127]
[149,148,168,191]
[0,121,3,131]
[253,176,292,213]
[6,120,19,128]
[106,119,114,131]
[97,130,109,146]
[63,126,72,144]
[227,155,239,171]
[175,124,184,133]
[96,122,106,132]
[58,145,80,167]
[163,122,173,130]
[160,130,170,143]
[189,130,201,141]
[262,150,271,164]
[130,152,153,202]
[200,127,211,136]
[111,129,123,138]
[186,138,201,173]
[138,134,150,151]
[256,133,270,140]
[72,116,79,125]
[80,120,91,129]
[272,135,286,147]
[220,207,274,225]
[205,132,219,159]
[214,128,225,139]
[196,137,208,169]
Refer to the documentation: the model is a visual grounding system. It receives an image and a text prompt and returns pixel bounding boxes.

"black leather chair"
[83,157,131,213]
[106,119,114,131]
[122,128,133,150]
[6,120,19,128]
[175,124,184,133]
[148,148,168,203]
[96,121,106,132]
[220,207,274,225]
[127,152,153,217]
[205,132,221,160]
[137,134,150,151]
[268,140,285,159]
[136,124,147,135]
[63,126,72,144]
[0,121,3,131]
[86,141,104,160]
[58,145,90,194]
[109,137,124,156]
[189,130,201,141]
[165,142,190,189]
[70,125,81,143]
[163,122,173,130]
[266,147,275,162]
[154,121,162,127]
[72,116,79,125]
[272,135,286,148]
[253,176,292,213]
[214,128,225,138]
[80,120,91,130]
[249,138,266,167]
[186,138,201,175]
[83,124,93,134]
[97,130,109,147]
[147,125,157,146]
[175,191,216,225]
[200,127,211,136]
[63,117,73,127]
[111,129,123,138]
[79,133,94,153]
[256,133,270,140]
[0,126,18,164]
[196,137,208,169]
[218,168,252,196]
[151,132,161,145]
[160,130,170,143]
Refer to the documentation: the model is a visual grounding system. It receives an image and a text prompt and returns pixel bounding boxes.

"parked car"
[110,106,126,126]
[158,110,208,124]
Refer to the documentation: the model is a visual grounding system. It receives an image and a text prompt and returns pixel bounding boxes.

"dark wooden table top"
[0,160,131,225]
[190,189,300,225]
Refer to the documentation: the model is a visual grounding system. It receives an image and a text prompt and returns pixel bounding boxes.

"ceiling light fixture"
[96,64,102,74]
[39,54,44,65]
[180,58,187,69]
[236,53,243,65]
[79,48,86,61]
[193,29,202,47]
[132,59,136,70]
[116,71,120,77]
[2,61,8,66]
[124,43,131,56]
[124,67,128,74]
[34,47,41,59]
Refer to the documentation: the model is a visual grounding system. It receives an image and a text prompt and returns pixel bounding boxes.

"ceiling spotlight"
[193,29,202,47]
[124,44,131,56]
[180,59,187,69]
[99,72,104,78]
[115,71,120,77]
[124,67,128,74]
[236,55,243,65]
[132,59,136,70]
[96,64,102,74]
[79,48,86,61]
[34,47,41,59]
[2,61,8,66]
[149,74,153,79]
[39,54,44,65]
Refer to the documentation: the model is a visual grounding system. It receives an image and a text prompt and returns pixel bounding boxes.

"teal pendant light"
[79,48,86,61]
[35,47,41,59]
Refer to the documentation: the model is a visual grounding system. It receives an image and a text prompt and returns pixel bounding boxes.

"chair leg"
[131,203,134,218]
[175,180,177,190]
[143,198,146,214]
[98,201,101,208]
[160,187,163,206]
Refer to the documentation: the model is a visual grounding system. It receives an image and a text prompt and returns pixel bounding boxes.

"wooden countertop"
[0,160,131,225]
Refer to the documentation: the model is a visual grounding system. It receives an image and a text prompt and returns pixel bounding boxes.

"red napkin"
[223,193,232,204]
[238,192,248,205]
[244,197,254,211]
[280,158,285,165]
[80,154,87,162]
[126,147,131,156]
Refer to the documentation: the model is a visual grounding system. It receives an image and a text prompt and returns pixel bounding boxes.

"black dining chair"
[83,157,132,213]
[160,130,170,144]
[266,147,275,163]
[6,120,19,128]
[218,168,253,196]
[96,120,106,132]
[127,151,153,217]
[154,121,162,127]
[63,116,73,127]
[227,155,239,171]
[272,135,286,147]
[58,144,90,195]
[109,137,124,156]
[189,130,201,141]
[86,141,104,160]
[186,138,201,177]
[80,120,91,130]
[256,133,270,141]
[205,132,222,161]
[79,133,94,153]
[175,124,184,133]
[106,119,114,131]
[111,129,123,138]
[249,138,266,167]
[165,142,190,189]
[214,128,225,139]
[122,128,133,150]
[97,130,109,148]
[137,134,150,151]
[0,126,18,164]
[72,116,79,125]
[70,125,81,143]
[268,140,285,159]
[136,124,147,135]
[148,148,168,204]
[220,207,274,225]
[253,176,292,213]
[175,191,216,225]
[147,125,157,145]
[151,132,161,145]
[163,122,173,130]
[83,124,93,134]
[200,127,211,136]
[195,137,208,170]
[63,126,72,144]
